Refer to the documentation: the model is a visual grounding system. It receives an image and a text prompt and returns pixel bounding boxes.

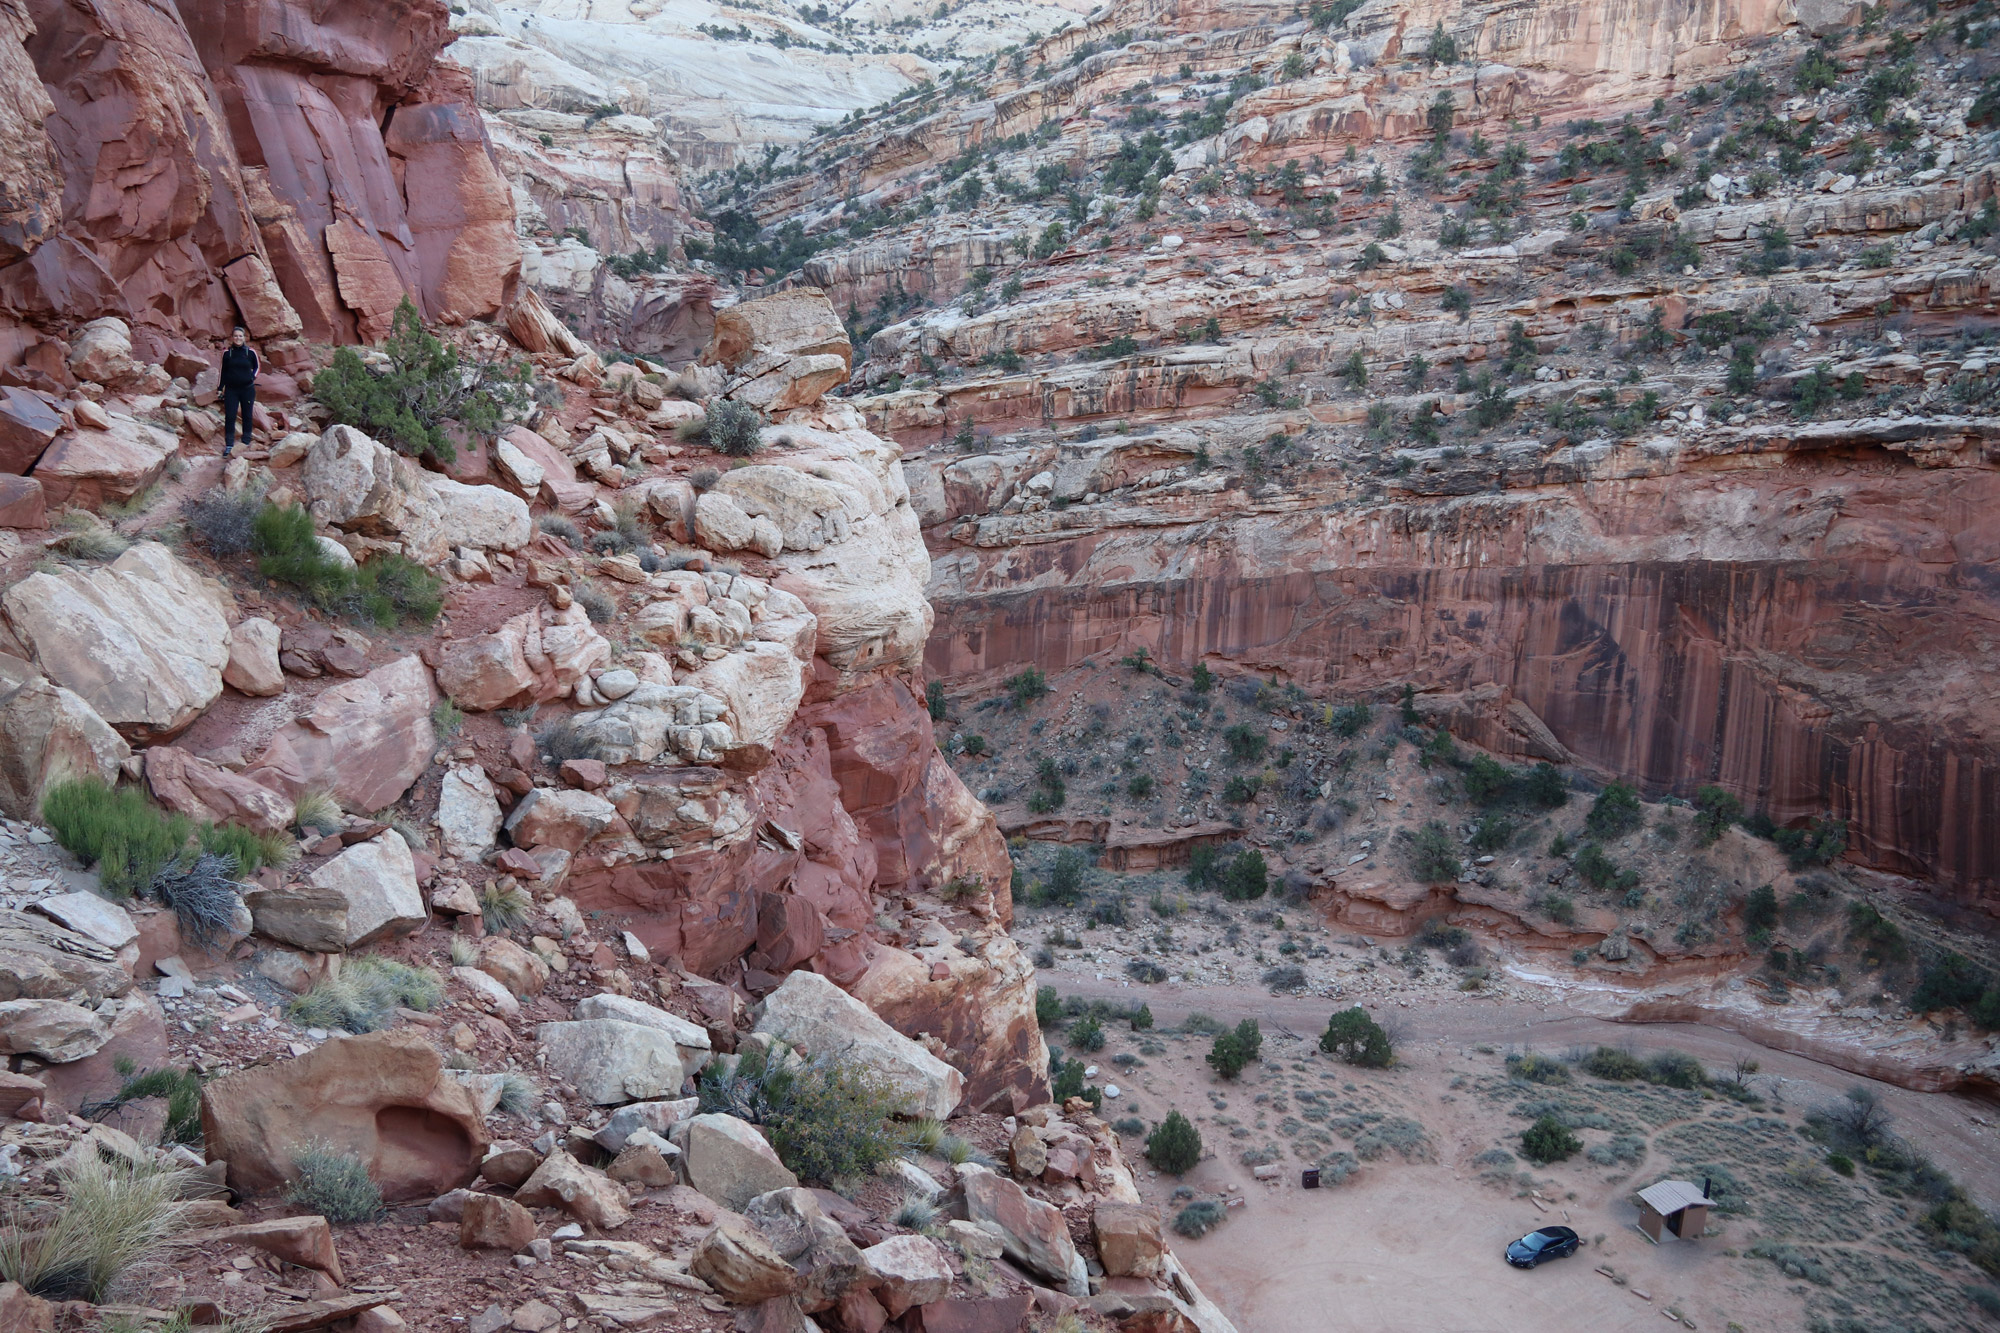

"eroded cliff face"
[0,0,517,362]
[674,0,2000,910]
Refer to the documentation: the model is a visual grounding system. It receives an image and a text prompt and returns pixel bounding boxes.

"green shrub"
[0,1152,194,1301]
[1585,781,1643,838]
[1050,1055,1086,1102]
[1408,820,1460,883]
[1320,1006,1392,1067]
[1036,985,1062,1027]
[1222,723,1267,763]
[285,1140,384,1223]
[1173,1199,1226,1237]
[1573,842,1635,892]
[1520,1115,1581,1164]
[1742,883,1779,942]
[1828,1152,1855,1177]
[700,399,765,456]
[1645,1050,1708,1090]
[1692,785,1742,843]
[99,1065,204,1147]
[251,503,441,629]
[1045,846,1089,904]
[181,489,264,557]
[1470,814,1516,853]
[1770,815,1847,869]
[1147,1110,1202,1174]
[698,1046,904,1182]
[313,297,532,464]
[1207,1019,1261,1079]
[1329,702,1372,737]
[1581,1046,1646,1080]
[480,881,532,934]
[1006,667,1050,708]
[1069,1016,1106,1051]
[1505,1052,1570,1085]
[1912,953,1992,1014]
[287,956,442,1033]
[42,778,191,898]
[1220,850,1269,901]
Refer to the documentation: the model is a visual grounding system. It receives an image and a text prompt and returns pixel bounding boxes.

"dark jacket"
[220,345,259,388]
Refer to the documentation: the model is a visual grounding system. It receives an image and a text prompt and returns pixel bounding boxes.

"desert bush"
[1035,986,1062,1027]
[1354,1116,1431,1162]
[1222,723,1267,763]
[1220,849,1269,901]
[572,580,617,624]
[1505,1052,1571,1085]
[181,489,264,556]
[1827,1151,1855,1177]
[1317,1151,1359,1186]
[496,1073,537,1116]
[1520,1115,1581,1164]
[1173,1199,1226,1238]
[1580,1046,1646,1080]
[293,789,342,836]
[1125,958,1168,983]
[1407,820,1461,883]
[313,297,532,464]
[536,717,606,765]
[42,778,192,898]
[96,1064,204,1147]
[287,956,442,1033]
[1692,784,1742,843]
[698,1045,904,1182]
[1069,1016,1107,1051]
[1113,1116,1145,1135]
[1006,667,1051,708]
[698,399,765,456]
[1208,1020,1261,1079]
[1585,781,1643,838]
[0,1152,194,1301]
[149,852,247,951]
[1770,815,1847,868]
[1263,964,1307,993]
[1147,1111,1202,1174]
[1044,845,1089,904]
[1814,1085,1892,1150]
[1320,1006,1392,1067]
[285,1140,383,1223]
[1644,1050,1708,1090]
[537,513,582,543]
[480,882,532,934]
[1585,1134,1648,1166]
[251,503,441,628]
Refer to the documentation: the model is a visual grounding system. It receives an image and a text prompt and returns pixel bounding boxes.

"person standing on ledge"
[220,326,259,458]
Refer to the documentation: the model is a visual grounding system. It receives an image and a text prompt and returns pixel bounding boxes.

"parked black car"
[1505,1226,1581,1268]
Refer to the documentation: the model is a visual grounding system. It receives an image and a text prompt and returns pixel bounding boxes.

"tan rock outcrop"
[1,544,232,740]
[245,655,437,812]
[200,1030,487,1200]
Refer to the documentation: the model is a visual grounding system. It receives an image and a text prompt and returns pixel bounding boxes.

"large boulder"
[1,543,232,739]
[504,788,616,852]
[0,386,61,474]
[676,1114,798,1210]
[744,1188,867,1313]
[0,910,130,1002]
[144,746,294,834]
[534,1019,684,1104]
[712,466,867,554]
[200,1030,487,1199]
[684,641,807,758]
[572,993,711,1073]
[950,1167,1086,1294]
[425,475,531,552]
[1092,1202,1165,1278]
[245,655,437,811]
[0,998,110,1062]
[435,765,502,860]
[223,618,285,697]
[300,426,449,565]
[296,833,425,949]
[514,1147,631,1230]
[0,674,129,820]
[66,318,136,384]
[30,413,179,509]
[753,970,963,1119]
[860,1234,952,1318]
[692,492,779,558]
[689,1220,799,1304]
[434,609,610,713]
[702,288,852,411]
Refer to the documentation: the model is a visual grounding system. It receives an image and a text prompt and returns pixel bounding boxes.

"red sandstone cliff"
[0,0,517,367]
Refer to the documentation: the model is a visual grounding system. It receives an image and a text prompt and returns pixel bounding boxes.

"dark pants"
[222,384,255,453]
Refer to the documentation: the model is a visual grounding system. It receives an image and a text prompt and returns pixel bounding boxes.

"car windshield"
[1518,1233,1553,1250]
